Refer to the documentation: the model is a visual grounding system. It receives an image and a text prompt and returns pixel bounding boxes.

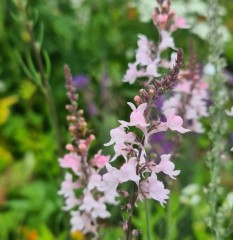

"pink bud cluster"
[123,0,189,85]
[58,66,115,235]
[162,52,209,133]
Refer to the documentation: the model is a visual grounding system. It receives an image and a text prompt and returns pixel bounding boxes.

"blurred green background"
[0,0,233,239]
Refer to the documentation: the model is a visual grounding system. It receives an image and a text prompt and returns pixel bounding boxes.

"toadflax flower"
[58,66,116,237]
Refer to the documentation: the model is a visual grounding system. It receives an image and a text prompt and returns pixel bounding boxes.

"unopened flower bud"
[149,88,155,96]
[65,105,72,111]
[193,74,200,81]
[66,143,75,152]
[89,134,96,142]
[162,2,169,12]
[78,109,84,115]
[132,229,140,236]
[134,95,141,104]
[123,222,128,231]
[168,10,176,19]
[69,125,76,132]
[79,143,87,152]
[70,116,77,121]
[126,203,132,210]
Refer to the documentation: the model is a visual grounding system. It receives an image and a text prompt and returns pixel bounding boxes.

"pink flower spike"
[91,151,110,169]
[153,154,180,179]
[59,153,81,174]
[164,108,190,133]
[147,173,170,206]
[226,106,233,116]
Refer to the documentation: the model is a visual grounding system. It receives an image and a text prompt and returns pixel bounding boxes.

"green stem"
[166,198,171,240]
[23,14,62,155]
[145,199,152,240]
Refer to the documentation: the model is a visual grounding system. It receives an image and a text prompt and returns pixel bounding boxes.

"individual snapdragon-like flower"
[153,154,180,179]
[119,102,148,129]
[58,173,80,197]
[140,173,170,206]
[59,153,81,174]
[90,151,110,168]
[164,108,190,133]
[104,126,136,146]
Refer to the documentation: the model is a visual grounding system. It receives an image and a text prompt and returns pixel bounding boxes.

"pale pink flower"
[174,81,192,93]
[80,193,109,218]
[63,194,80,211]
[98,164,120,194]
[162,94,181,111]
[226,106,233,116]
[119,102,149,129]
[91,151,110,169]
[70,211,97,234]
[190,121,204,133]
[58,173,80,197]
[104,126,136,146]
[59,153,81,174]
[88,173,102,190]
[123,63,139,84]
[117,157,140,184]
[70,211,85,232]
[141,173,170,206]
[136,35,152,66]
[164,108,190,133]
[159,30,175,51]
[137,34,150,52]
[146,59,161,77]
[111,142,132,162]
[170,17,190,32]
[80,193,107,216]
[153,154,180,179]
[91,202,110,219]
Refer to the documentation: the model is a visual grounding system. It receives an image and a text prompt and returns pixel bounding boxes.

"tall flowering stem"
[59,65,115,237]
[100,46,186,240]
[98,1,191,239]
[205,0,228,238]
[14,0,62,153]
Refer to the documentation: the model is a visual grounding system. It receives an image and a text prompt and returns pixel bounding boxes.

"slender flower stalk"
[15,0,62,153]
[59,65,115,237]
[205,0,228,239]
[98,1,191,238]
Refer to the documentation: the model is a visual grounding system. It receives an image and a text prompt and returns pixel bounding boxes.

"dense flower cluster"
[162,57,209,133]
[100,70,188,206]
[123,0,189,85]
[58,66,115,235]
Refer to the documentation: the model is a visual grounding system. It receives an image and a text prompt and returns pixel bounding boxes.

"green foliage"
[0,0,232,239]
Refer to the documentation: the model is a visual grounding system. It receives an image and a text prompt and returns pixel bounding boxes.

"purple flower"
[73,74,89,89]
